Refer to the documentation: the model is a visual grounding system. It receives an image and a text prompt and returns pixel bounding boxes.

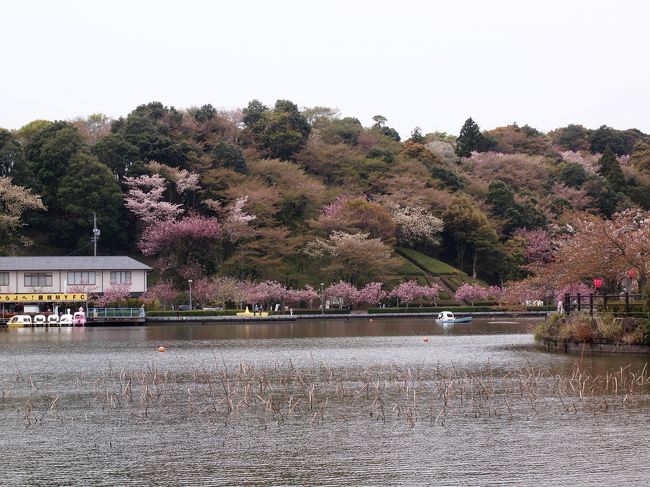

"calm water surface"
[1,317,649,486]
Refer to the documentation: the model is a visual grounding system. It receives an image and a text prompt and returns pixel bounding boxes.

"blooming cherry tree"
[124,174,184,225]
[94,283,132,307]
[555,282,592,304]
[385,202,444,247]
[357,282,387,306]
[453,284,490,306]
[325,281,360,309]
[139,215,221,256]
[389,281,420,308]
[285,285,319,308]
[141,281,178,306]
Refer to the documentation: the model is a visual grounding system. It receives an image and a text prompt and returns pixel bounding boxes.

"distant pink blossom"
[325,281,360,308]
[139,215,222,256]
[94,283,132,307]
[453,284,489,305]
[389,280,439,307]
[357,282,387,306]
[555,282,592,303]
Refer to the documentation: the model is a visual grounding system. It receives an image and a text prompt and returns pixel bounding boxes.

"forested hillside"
[1,101,649,302]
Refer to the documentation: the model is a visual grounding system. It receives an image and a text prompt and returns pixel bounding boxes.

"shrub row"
[369,305,553,314]
[147,310,239,317]
[148,309,353,317]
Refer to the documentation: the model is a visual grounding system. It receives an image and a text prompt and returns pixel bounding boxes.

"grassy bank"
[535,312,650,346]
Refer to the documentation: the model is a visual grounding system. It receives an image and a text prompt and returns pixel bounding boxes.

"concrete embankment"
[146,310,548,324]
[542,338,650,354]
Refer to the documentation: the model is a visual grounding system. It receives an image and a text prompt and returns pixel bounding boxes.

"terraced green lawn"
[394,248,487,292]
[397,248,465,276]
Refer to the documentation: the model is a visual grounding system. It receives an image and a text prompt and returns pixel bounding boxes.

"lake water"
[1,317,649,486]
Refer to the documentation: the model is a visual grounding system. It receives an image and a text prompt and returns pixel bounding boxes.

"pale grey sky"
[2,0,649,138]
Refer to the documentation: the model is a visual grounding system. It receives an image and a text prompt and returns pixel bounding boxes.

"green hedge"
[369,306,554,314]
[147,310,239,317]
[597,302,647,315]
[369,306,496,313]
[289,309,351,315]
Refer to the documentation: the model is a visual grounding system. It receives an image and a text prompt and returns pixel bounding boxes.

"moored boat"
[435,311,472,324]
[33,314,47,326]
[7,315,32,328]
[59,314,73,326]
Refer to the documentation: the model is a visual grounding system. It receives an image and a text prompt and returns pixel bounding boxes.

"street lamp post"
[188,279,193,310]
[320,283,325,315]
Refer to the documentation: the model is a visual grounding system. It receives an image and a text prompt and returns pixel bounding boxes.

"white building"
[0,256,152,295]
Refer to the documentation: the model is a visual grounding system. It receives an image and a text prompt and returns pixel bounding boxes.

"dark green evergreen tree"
[455,117,491,157]
[598,145,625,191]
[486,179,515,216]
[408,127,425,144]
[212,142,247,173]
[57,153,128,252]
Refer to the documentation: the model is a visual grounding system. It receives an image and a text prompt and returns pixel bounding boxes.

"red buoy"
[158,346,166,352]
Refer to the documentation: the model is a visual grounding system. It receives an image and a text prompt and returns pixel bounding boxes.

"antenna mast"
[92,213,101,256]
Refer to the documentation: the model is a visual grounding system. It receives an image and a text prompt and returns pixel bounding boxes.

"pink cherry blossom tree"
[514,228,553,265]
[141,281,178,307]
[191,278,219,307]
[124,174,184,225]
[389,280,420,308]
[555,282,592,303]
[205,196,257,243]
[325,281,360,309]
[357,282,387,307]
[453,284,490,306]
[423,284,442,306]
[241,280,288,310]
[93,283,132,307]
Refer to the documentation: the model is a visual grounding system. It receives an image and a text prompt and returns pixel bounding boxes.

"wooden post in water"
[577,293,581,312]
[589,293,594,316]
[625,292,629,315]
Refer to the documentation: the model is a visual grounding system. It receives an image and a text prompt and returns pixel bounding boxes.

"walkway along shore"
[145,310,548,324]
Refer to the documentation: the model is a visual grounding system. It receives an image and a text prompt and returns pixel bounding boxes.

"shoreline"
[145,310,547,324]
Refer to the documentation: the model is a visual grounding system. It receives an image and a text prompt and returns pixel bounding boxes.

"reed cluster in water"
[2,361,649,428]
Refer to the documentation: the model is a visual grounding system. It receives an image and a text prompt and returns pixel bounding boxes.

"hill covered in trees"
[1,101,650,301]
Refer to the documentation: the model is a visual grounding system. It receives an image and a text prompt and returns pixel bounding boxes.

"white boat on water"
[7,315,32,328]
[59,314,73,326]
[33,314,47,326]
[435,311,472,324]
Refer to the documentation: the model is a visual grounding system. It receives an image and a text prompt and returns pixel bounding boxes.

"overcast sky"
[2,0,649,138]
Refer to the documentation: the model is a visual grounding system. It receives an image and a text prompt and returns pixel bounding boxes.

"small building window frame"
[24,273,53,287]
[110,271,132,285]
[67,271,96,286]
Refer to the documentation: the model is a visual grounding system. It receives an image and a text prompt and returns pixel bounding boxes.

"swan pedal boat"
[435,311,472,324]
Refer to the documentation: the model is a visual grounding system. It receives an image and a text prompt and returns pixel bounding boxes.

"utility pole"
[92,213,101,256]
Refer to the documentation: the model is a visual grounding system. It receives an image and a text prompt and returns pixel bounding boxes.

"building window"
[24,273,52,287]
[67,271,96,285]
[0,272,8,286]
[110,271,132,284]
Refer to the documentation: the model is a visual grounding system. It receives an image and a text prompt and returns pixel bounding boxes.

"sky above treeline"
[2,0,649,138]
